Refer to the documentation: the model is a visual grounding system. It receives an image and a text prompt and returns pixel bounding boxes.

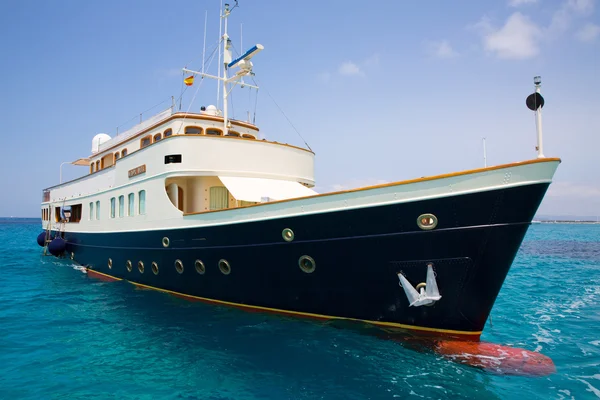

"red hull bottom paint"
[86,268,121,282]
[433,340,556,376]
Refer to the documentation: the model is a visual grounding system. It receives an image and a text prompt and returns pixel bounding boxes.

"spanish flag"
[184,75,194,86]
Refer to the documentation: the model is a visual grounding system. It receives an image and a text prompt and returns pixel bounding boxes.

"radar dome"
[91,133,112,154]
[201,105,220,116]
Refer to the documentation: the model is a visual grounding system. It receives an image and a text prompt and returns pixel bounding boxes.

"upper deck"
[43,109,315,198]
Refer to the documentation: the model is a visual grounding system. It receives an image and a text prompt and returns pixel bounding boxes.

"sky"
[0,0,598,217]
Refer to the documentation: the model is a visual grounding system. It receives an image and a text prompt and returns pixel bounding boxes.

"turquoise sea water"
[0,221,598,399]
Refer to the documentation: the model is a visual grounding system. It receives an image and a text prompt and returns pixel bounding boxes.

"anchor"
[397,263,441,307]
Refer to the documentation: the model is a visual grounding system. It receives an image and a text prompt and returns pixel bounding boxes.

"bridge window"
[141,136,151,148]
[122,148,128,157]
[242,134,256,139]
[154,133,162,142]
[226,131,240,137]
[115,152,120,161]
[185,126,203,135]
[164,128,173,137]
[206,128,222,136]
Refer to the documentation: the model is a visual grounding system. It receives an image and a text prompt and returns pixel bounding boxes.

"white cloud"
[576,22,600,41]
[567,0,595,14]
[550,0,595,33]
[476,12,542,59]
[338,61,363,76]
[425,40,459,58]
[509,0,538,7]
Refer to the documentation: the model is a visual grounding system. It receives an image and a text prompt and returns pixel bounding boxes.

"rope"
[251,77,312,152]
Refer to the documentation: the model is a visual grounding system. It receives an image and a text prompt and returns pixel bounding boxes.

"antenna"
[526,76,545,158]
[216,1,223,109]
[202,11,208,74]
[482,137,487,168]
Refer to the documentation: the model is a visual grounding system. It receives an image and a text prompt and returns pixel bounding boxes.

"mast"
[222,3,232,136]
[534,76,544,158]
[181,1,261,129]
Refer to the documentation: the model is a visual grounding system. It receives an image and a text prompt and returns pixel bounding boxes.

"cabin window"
[115,152,120,161]
[95,160,100,170]
[185,126,203,135]
[226,131,241,137]
[67,204,82,223]
[153,133,162,142]
[110,197,116,218]
[89,202,94,220]
[95,201,100,220]
[206,128,222,136]
[122,149,128,157]
[128,193,134,216]
[209,187,229,210]
[242,134,256,139]
[141,136,151,148]
[118,195,124,218]
[139,190,146,215]
[164,128,172,137]
[90,164,94,174]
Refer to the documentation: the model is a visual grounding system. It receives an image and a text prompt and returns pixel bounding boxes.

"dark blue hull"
[57,182,550,338]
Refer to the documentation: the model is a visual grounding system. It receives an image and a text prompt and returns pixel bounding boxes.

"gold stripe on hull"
[86,268,482,339]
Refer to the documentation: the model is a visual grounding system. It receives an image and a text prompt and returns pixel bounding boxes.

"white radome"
[91,133,112,154]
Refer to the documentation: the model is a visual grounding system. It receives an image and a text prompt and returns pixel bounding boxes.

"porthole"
[298,255,316,273]
[282,228,294,242]
[175,259,184,274]
[152,262,159,275]
[138,261,144,274]
[417,213,438,230]
[195,260,206,275]
[162,237,170,248]
[126,260,132,272]
[108,258,113,269]
[218,259,231,275]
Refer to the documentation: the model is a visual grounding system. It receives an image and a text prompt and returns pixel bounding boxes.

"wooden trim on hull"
[85,267,482,340]
[184,157,561,216]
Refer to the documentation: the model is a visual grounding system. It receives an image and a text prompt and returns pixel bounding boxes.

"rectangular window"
[118,195,124,218]
[128,193,134,216]
[66,204,82,223]
[96,201,100,220]
[164,154,182,164]
[138,190,146,215]
[89,202,94,220]
[209,187,230,210]
[110,197,116,218]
